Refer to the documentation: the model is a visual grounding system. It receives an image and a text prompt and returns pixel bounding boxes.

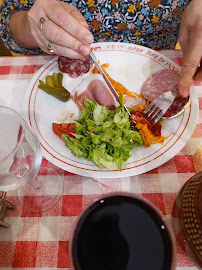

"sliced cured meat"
[72,74,117,110]
[141,70,179,99]
[163,95,190,118]
[124,96,146,109]
[58,56,93,78]
[141,69,190,118]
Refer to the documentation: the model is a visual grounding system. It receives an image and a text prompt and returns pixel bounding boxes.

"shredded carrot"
[92,64,144,98]
[136,122,170,148]
[132,103,147,112]
[132,98,153,112]
[91,62,109,73]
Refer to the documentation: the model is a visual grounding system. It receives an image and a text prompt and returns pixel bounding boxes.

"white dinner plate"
[21,42,199,178]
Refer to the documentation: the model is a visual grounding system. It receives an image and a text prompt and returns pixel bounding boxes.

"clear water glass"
[0,106,63,215]
[0,106,42,191]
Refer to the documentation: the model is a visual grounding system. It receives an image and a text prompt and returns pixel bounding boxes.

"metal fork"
[143,89,178,126]
[90,51,177,128]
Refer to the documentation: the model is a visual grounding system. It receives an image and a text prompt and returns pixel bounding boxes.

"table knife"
[89,51,131,116]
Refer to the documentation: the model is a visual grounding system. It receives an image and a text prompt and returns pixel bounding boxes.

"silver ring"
[48,40,54,54]
[40,17,46,34]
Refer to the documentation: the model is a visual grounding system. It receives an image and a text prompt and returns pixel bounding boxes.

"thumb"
[178,34,202,98]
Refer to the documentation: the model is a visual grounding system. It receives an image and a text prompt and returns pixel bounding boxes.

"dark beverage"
[71,193,175,270]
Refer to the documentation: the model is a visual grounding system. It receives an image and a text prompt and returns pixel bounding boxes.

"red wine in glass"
[70,193,176,270]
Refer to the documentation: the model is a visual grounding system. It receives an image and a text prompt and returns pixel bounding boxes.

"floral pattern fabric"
[0,0,191,54]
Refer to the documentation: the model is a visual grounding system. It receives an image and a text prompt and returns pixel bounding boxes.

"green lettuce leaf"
[61,95,143,171]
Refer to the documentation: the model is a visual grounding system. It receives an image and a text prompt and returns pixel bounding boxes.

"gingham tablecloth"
[0,50,201,270]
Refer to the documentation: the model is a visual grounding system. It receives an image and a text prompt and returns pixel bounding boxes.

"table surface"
[0,50,201,270]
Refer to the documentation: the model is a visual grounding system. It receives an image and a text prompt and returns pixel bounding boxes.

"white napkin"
[0,80,29,174]
[0,80,29,113]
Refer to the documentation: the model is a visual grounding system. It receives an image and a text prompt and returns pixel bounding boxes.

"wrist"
[9,11,39,49]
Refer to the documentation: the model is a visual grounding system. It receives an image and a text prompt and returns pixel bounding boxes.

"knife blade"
[89,51,131,116]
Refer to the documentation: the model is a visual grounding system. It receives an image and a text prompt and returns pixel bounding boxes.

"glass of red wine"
[69,192,176,270]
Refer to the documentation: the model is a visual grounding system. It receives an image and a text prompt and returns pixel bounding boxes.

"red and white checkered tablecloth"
[0,50,201,270]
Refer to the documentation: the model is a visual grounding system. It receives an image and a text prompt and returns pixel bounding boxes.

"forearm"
[9,10,38,49]
[0,0,42,55]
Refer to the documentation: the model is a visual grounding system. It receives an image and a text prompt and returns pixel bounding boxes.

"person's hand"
[178,0,202,98]
[27,0,94,58]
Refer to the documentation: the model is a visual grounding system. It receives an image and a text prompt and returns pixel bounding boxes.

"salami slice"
[141,69,190,118]
[58,56,93,78]
[163,95,190,118]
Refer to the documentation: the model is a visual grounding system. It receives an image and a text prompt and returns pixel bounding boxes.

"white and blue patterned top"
[0,0,190,54]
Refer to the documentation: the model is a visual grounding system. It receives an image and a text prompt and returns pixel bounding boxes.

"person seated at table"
[0,0,201,98]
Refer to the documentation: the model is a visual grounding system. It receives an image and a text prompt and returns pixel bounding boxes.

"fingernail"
[84,34,93,44]
[80,45,91,55]
[182,87,189,98]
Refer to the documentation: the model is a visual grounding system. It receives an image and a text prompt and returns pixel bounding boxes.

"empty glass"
[0,106,63,222]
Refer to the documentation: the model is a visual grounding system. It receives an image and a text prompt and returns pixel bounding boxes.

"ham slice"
[72,74,117,110]
[72,74,146,111]
[124,96,146,108]
[141,69,190,118]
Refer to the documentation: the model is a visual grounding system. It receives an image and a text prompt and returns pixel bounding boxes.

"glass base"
[18,167,63,213]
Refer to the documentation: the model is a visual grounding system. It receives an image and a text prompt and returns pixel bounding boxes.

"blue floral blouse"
[0,0,191,55]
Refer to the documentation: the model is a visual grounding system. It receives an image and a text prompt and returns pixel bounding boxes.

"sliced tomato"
[130,111,151,130]
[52,123,76,137]
[130,111,162,136]
[151,121,162,136]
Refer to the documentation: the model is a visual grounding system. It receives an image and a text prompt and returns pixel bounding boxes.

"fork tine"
[144,103,154,114]
[150,107,161,120]
[152,111,164,125]
[147,106,159,117]
[142,89,177,127]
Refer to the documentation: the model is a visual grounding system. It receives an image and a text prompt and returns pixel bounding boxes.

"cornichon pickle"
[38,83,70,102]
[57,73,63,87]
[38,71,70,102]
[39,80,47,86]
[46,75,55,88]
[53,72,60,88]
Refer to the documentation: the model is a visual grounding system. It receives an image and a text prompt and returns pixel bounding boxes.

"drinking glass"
[70,192,176,270]
[172,172,202,268]
[0,106,63,223]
